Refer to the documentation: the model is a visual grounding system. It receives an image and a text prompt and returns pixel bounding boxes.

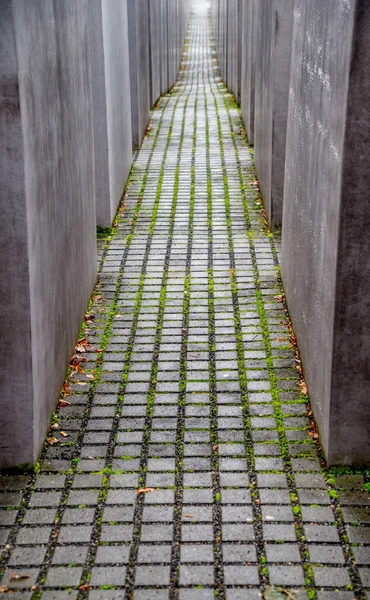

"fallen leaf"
[79,584,90,591]
[58,399,71,407]
[75,338,92,353]
[51,423,59,430]
[85,313,95,322]
[62,383,72,396]
[274,295,284,302]
[276,337,286,342]
[184,513,195,518]
[10,573,30,581]
[31,585,39,591]
[300,380,308,395]
[47,437,59,445]
[85,374,94,380]
[136,488,155,495]
[0,586,9,593]
[60,431,68,438]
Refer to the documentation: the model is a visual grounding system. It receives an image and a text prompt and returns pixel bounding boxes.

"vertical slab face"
[160,0,168,94]
[240,0,256,143]
[332,2,370,465]
[149,0,161,106]
[254,0,293,229]
[0,0,34,467]
[282,0,370,466]
[127,0,150,150]
[89,0,132,227]
[227,0,240,100]
[167,0,176,89]
[0,0,96,468]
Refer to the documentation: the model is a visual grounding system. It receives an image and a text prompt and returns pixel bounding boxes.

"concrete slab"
[282,0,370,466]
[227,0,241,102]
[240,0,256,144]
[88,0,132,227]
[149,0,161,106]
[0,0,96,468]
[254,0,294,229]
[127,0,151,150]
[160,0,169,94]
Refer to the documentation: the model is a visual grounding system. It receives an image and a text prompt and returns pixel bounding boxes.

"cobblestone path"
[1,4,369,600]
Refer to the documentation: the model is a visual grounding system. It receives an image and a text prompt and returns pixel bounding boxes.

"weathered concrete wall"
[88,0,132,227]
[160,0,169,94]
[127,0,150,150]
[240,0,256,144]
[254,0,293,229]
[227,0,241,102]
[0,0,96,469]
[149,0,161,105]
[282,0,370,466]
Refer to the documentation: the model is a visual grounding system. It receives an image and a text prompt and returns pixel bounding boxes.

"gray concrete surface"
[88,0,132,227]
[167,0,176,89]
[227,0,241,102]
[282,0,370,466]
[240,0,256,144]
[127,0,151,149]
[149,0,161,106]
[160,0,169,94]
[0,0,96,469]
[254,0,294,229]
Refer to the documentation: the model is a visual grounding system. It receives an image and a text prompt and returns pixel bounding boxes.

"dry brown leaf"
[10,573,30,581]
[79,584,90,591]
[0,586,8,593]
[85,374,94,380]
[276,337,286,342]
[136,488,155,495]
[58,399,71,407]
[300,380,308,395]
[184,514,195,518]
[47,437,59,445]
[60,431,68,438]
[51,423,59,430]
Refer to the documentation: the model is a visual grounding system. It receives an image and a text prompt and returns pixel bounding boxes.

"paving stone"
[52,545,89,565]
[265,543,301,563]
[269,565,305,586]
[90,566,127,586]
[45,566,83,587]
[313,566,351,587]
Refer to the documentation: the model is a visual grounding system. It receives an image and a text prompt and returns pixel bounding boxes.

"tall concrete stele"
[254,0,294,230]
[0,0,97,469]
[88,0,133,228]
[282,0,370,466]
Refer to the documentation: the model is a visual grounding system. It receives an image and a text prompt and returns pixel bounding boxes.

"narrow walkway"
[1,4,369,600]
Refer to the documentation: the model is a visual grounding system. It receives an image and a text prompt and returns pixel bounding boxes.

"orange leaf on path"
[136,488,155,495]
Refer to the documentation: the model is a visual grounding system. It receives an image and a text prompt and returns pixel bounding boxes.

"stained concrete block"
[88,0,132,227]
[281,0,370,466]
[254,0,294,229]
[240,0,256,144]
[160,0,169,94]
[0,0,96,469]
[227,0,241,102]
[167,0,177,89]
[219,0,228,84]
[149,0,161,106]
[127,0,151,150]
